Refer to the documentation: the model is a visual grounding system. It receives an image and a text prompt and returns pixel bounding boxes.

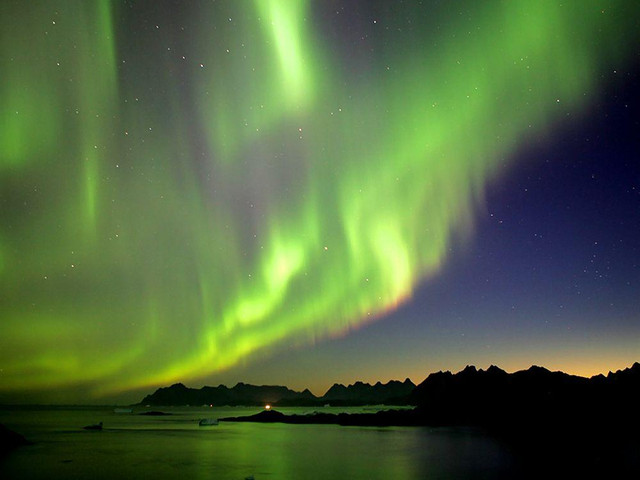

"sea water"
[0,405,517,479]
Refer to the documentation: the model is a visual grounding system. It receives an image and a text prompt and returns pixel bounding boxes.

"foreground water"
[0,405,517,479]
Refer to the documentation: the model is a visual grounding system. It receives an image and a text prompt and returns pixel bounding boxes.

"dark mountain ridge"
[411,362,640,426]
[139,378,415,406]
[139,362,639,410]
[320,378,415,405]
[139,382,316,407]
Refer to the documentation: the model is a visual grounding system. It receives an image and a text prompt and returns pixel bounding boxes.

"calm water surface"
[0,405,517,479]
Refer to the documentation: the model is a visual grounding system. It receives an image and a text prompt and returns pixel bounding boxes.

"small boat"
[198,418,218,426]
[83,421,103,430]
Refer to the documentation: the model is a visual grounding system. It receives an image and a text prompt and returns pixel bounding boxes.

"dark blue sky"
[221,58,640,395]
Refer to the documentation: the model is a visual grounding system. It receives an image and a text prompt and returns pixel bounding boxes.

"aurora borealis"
[1,1,639,403]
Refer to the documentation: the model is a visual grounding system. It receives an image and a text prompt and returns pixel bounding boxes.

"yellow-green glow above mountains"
[1,0,638,400]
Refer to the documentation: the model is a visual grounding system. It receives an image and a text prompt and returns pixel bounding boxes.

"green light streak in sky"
[196,0,325,162]
[0,1,637,400]
[254,0,314,107]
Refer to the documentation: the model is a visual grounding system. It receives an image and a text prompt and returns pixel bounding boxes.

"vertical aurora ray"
[195,0,325,162]
[0,1,638,400]
[77,0,119,233]
[0,2,61,168]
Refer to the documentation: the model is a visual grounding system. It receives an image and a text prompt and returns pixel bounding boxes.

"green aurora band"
[1,1,638,399]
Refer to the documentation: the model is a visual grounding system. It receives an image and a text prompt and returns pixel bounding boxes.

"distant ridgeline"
[139,362,640,413]
[139,379,416,407]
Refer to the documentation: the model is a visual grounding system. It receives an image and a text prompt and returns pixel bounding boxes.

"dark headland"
[197,362,640,477]
[217,362,640,427]
[0,423,31,456]
[139,362,640,475]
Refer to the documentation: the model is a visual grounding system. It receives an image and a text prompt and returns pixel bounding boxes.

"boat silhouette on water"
[83,422,103,430]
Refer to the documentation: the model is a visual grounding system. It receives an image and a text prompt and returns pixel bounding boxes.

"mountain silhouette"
[410,362,640,427]
[139,382,316,406]
[320,378,415,405]
[140,378,416,406]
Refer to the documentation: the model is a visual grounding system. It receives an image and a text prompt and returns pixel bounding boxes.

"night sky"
[1,0,639,404]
